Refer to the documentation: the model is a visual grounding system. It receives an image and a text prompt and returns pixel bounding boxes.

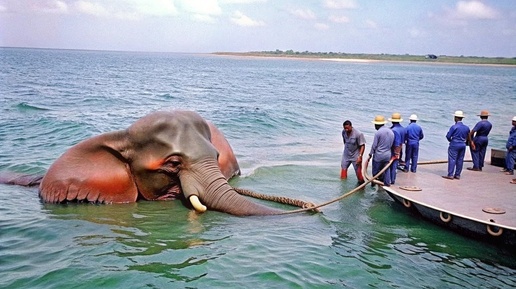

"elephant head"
[39,110,283,216]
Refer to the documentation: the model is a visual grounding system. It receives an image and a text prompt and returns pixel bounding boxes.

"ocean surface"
[1,47,515,288]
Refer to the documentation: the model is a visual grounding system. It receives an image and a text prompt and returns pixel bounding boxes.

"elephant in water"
[35,110,312,216]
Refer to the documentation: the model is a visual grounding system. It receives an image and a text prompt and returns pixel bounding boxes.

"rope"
[417,159,471,165]
[270,156,394,215]
[365,158,472,185]
[233,157,468,215]
[289,157,472,214]
[363,155,390,186]
[234,187,320,212]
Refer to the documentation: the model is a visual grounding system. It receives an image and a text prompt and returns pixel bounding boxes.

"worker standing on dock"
[389,113,405,185]
[340,120,366,184]
[443,111,470,180]
[404,114,424,173]
[467,110,492,172]
[503,116,516,176]
[369,115,395,186]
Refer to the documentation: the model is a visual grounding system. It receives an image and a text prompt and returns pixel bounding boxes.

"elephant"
[34,110,314,216]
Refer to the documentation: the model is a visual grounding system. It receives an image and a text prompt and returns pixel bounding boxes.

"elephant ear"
[39,131,138,204]
[207,121,240,180]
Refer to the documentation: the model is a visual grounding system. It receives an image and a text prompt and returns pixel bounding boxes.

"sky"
[0,0,515,57]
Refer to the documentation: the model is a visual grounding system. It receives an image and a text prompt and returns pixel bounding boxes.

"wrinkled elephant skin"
[39,110,283,216]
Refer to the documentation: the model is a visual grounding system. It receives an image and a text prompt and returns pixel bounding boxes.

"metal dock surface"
[378,161,516,245]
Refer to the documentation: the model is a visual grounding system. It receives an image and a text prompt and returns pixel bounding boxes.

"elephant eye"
[160,155,182,173]
[168,160,181,168]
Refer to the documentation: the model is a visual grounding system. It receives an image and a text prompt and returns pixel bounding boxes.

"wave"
[15,102,51,112]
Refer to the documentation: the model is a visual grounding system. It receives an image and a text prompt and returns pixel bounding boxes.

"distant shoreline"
[213,52,516,66]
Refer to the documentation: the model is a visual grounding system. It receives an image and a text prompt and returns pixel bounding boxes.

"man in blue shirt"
[443,111,470,180]
[340,120,366,184]
[389,112,405,184]
[404,114,424,173]
[369,115,395,186]
[503,116,516,176]
[467,110,492,171]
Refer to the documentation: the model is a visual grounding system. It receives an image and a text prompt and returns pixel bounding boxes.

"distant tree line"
[231,50,516,65]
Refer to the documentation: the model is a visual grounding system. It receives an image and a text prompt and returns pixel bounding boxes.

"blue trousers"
[470,136,488,169]
[405,142,420,172]
[447,143,466,177]
[506,150,516,173]
[372,159,391,185]
[390,158,398,184]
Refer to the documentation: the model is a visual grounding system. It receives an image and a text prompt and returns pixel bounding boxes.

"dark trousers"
[405,142,420,172]
[470,136,488,169]
[447,143,466,177]
[372,159,391,185]
[506,150,516,173]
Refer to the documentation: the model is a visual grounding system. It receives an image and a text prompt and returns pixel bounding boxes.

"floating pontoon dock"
[376,156,515,246]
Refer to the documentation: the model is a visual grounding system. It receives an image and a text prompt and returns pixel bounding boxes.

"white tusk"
[189,195,207,213]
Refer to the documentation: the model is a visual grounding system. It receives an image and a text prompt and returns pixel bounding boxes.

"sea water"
[0,47,515,288]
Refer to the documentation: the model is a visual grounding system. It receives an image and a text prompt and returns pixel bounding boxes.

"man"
[404,114,424,173]
[340,120,366,184]
[503,116,516,176]
[368,115,394,186]
[389,112,405,184]
[443,111,470,180]
[467,110,492,171]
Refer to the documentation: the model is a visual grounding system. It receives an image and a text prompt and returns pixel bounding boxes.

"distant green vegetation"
[214,50,516,65]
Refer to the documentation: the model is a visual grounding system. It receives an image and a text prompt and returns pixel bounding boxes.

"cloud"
[133,0,178,17]
[0,0,214,19]
[329,15,350,23]
[74,1,109,17]
[230,11,264,26]
[178,0,221,22]
[290,8,316,20]
[180,0,221,16]
[453,1,499,20]
[68,0,178,20]
[315,23,330,30]
[429,1,501,27]
[34,0,69,14]
[324,0,357,10]
[11,0,179,19]
[220,0,267,3]
[192,14,217,23]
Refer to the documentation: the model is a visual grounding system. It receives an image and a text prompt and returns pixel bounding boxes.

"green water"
[1,48,515,288]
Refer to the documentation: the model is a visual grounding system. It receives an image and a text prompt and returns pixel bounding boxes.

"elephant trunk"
[180,158,283,216]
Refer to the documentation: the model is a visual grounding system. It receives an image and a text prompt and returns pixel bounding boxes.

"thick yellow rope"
[234,187,320,212]
[272,156,394,215]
